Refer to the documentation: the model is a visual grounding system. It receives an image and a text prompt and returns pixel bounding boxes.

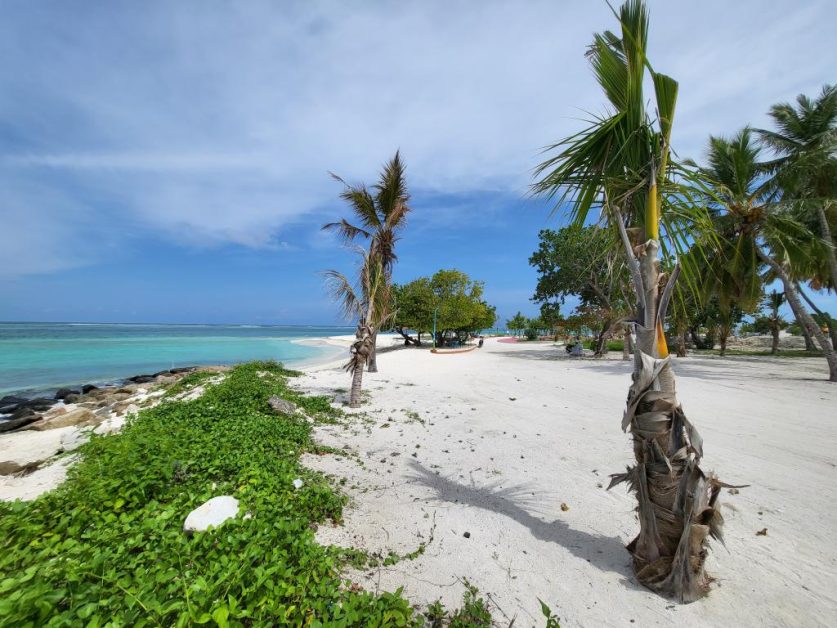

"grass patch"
[0,360,424,625]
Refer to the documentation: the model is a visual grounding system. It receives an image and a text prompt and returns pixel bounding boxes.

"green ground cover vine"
[0,361,446,626]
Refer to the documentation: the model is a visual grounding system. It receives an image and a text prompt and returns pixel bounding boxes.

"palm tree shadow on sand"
[406,460,645,593]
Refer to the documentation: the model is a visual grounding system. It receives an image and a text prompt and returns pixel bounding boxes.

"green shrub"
[524,328,538,341]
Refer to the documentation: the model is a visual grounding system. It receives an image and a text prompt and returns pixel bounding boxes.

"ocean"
[0,322,352,397]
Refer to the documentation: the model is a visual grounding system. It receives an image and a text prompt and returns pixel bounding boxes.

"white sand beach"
[294,337,837,627]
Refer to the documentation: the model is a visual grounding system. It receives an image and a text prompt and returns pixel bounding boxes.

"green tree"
[530,224,631,355]
[323,152,410,372]
[697,128,836,379]
[506,312,527,337]
[539,302,564,340]
[763,290,788,354]
[391,270,496,345]
[390,278,434,345]
[533,0,725,601]
[756,85,837,293]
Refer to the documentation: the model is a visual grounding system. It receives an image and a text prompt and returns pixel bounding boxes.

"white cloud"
[0,0,833,277]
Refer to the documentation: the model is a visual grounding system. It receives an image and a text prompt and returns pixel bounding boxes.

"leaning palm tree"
[323,152,410,372]
[534,0,724,602]
[756,85,837,293]
[324,250,392,407]
[698,128,837,381]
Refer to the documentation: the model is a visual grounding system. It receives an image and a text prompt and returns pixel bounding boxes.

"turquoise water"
[0,323,351,396]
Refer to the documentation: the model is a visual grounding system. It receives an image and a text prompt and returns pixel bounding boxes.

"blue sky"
[1,0,835,325]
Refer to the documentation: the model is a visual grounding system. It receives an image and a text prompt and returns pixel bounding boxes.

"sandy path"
[294,337,837,627]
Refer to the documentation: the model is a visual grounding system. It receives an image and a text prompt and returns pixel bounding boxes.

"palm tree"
[534,0,724,602]
[756,85,837,293]
[323,152,410,373]
[765,290,786,355]
[324,250,392,408]
[698,128,837,380]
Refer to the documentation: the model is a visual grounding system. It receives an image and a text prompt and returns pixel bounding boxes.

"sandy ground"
[294,337,837,628]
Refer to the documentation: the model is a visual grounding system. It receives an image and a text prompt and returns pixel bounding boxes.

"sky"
[1,0,835,325]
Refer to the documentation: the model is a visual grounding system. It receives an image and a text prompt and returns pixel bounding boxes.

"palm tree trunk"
[718,326,729,356]
[594,320,612,357]
[676,327,687,358]
[612,219,722,602]
[349,357,364,407]
[797,282,837,350]
[622,323,631,360]
[758,249,837,381]
[771,326,780,355]
[367,330,379,372]
[816,203,837,295]
[796,311,817,351]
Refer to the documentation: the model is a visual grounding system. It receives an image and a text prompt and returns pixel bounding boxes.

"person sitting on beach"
[570,340,583,356]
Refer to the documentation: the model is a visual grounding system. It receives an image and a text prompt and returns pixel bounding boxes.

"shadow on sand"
[406,460,644,593]
[496,348,824,382]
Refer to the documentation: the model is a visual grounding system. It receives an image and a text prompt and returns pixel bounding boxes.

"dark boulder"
[127,374,156,384]
[0,395,27,407]
[54,388,80,400]
[21,397,54,411]
[169,367,195,374]
[63,393,81,404]
[11,406,36,420]
[0,415,39,433]
[81,384,99,394]
[0,395,28,414]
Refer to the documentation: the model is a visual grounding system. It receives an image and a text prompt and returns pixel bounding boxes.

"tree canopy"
[530,224,631,353]
[391,269,496,344]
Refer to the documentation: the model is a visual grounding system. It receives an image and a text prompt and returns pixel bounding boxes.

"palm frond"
[374,151,410,224]
[321,218,371,244]
[322,269,362,321]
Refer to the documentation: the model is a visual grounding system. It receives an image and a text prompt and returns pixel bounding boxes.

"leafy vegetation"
[0,362,416,625]
[530,224,631,354]
[505,312,528,337]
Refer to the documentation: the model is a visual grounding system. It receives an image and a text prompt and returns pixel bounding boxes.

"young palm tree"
[534,0,724,602]
[699,128,837,380]
[323,250,392,408]
[756,85,836,293]
[323,152,410,372]
[765,290,786,355]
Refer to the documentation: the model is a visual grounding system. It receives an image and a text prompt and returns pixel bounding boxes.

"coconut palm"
[533,0,725,602]
[698,128,837,380]
[323,152,410,372]
[765,290,787,355]
[323,250,392,408]
[756,85,837,293]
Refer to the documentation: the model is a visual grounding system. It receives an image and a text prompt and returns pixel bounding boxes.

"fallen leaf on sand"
[756,528,768,536]
[560,503,569,512]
